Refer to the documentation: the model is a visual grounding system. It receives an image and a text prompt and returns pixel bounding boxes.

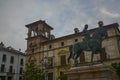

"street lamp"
[41,56,51,80]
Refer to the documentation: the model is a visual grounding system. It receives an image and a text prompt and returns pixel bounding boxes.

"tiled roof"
[0,42,25,55]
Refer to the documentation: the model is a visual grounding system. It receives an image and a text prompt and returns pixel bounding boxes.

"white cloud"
[100,8,120,18]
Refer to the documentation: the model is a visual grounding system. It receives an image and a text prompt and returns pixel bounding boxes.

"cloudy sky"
[0,0,120,52]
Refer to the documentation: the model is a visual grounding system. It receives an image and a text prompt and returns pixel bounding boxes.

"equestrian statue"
[68,21,108,66]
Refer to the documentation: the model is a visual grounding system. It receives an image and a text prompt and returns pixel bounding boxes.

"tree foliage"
[57,72,67,80]
[111,62,120,78]
[23,62,44,80]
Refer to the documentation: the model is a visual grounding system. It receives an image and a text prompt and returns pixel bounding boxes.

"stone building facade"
[0,42,25,80]
[25,20,120,80]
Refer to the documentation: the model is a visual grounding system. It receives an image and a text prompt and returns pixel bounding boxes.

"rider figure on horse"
[82,24,90,50]
[93,21,106,48]
[68,21,108,66]
[82,24,90,41]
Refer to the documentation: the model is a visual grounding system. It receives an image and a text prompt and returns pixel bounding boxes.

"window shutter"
[61,55,66,65]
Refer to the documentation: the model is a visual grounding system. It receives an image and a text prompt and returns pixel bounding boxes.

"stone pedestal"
[64,64,118,80]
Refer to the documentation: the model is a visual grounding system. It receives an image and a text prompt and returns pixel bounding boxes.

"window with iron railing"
[2,54,6,62]
[10,56,14,64]
[48,72,53,80]
[20,59,24,66]
[9,66,13,73]
[1,64,5,72]
[19,67,23,74]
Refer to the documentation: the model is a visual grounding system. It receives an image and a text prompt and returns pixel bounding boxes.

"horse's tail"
[68,45,73,63]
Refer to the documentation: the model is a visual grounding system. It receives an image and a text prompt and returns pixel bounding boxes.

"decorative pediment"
[58,50,69,55]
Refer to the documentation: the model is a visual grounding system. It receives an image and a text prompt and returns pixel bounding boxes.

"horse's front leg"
[68,53,72,63]
[67,55,70,63]
[74,59,78,67]
[68,45,73,63]
[74,51,81,67]
[91,52,94,65]
[91,49,96,65]
[100,49,107,63]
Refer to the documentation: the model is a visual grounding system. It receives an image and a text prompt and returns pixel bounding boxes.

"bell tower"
[25,20,54,64]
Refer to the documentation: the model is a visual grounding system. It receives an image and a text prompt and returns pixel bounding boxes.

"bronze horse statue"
[68,22,108,66]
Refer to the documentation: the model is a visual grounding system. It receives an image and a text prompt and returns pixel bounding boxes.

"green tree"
[57,72,67,80]
[111,62,120,78]
[23,62,44,80]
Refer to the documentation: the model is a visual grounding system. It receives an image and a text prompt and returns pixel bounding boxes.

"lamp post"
[41,56,50,80]
[40,43,51,80]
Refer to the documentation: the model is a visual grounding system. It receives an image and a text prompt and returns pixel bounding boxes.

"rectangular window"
[75,39,78,42]
[19,77,22,80]
[60,55,66,65]
[8,77,12,80]
[19,67,23,74]
[20,59,24,66]
[9,66,13,73]
[32,49,34,53]
[10,56,14,64]
[61,42,64,46]
[48,72,53,80]
[0,76,5,80]
[49,45,52,49]
[2,54,6,62]
[1,64,5,72]
[60,72,67,80]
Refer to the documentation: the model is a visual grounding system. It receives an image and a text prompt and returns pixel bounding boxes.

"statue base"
[64,64,118,80]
